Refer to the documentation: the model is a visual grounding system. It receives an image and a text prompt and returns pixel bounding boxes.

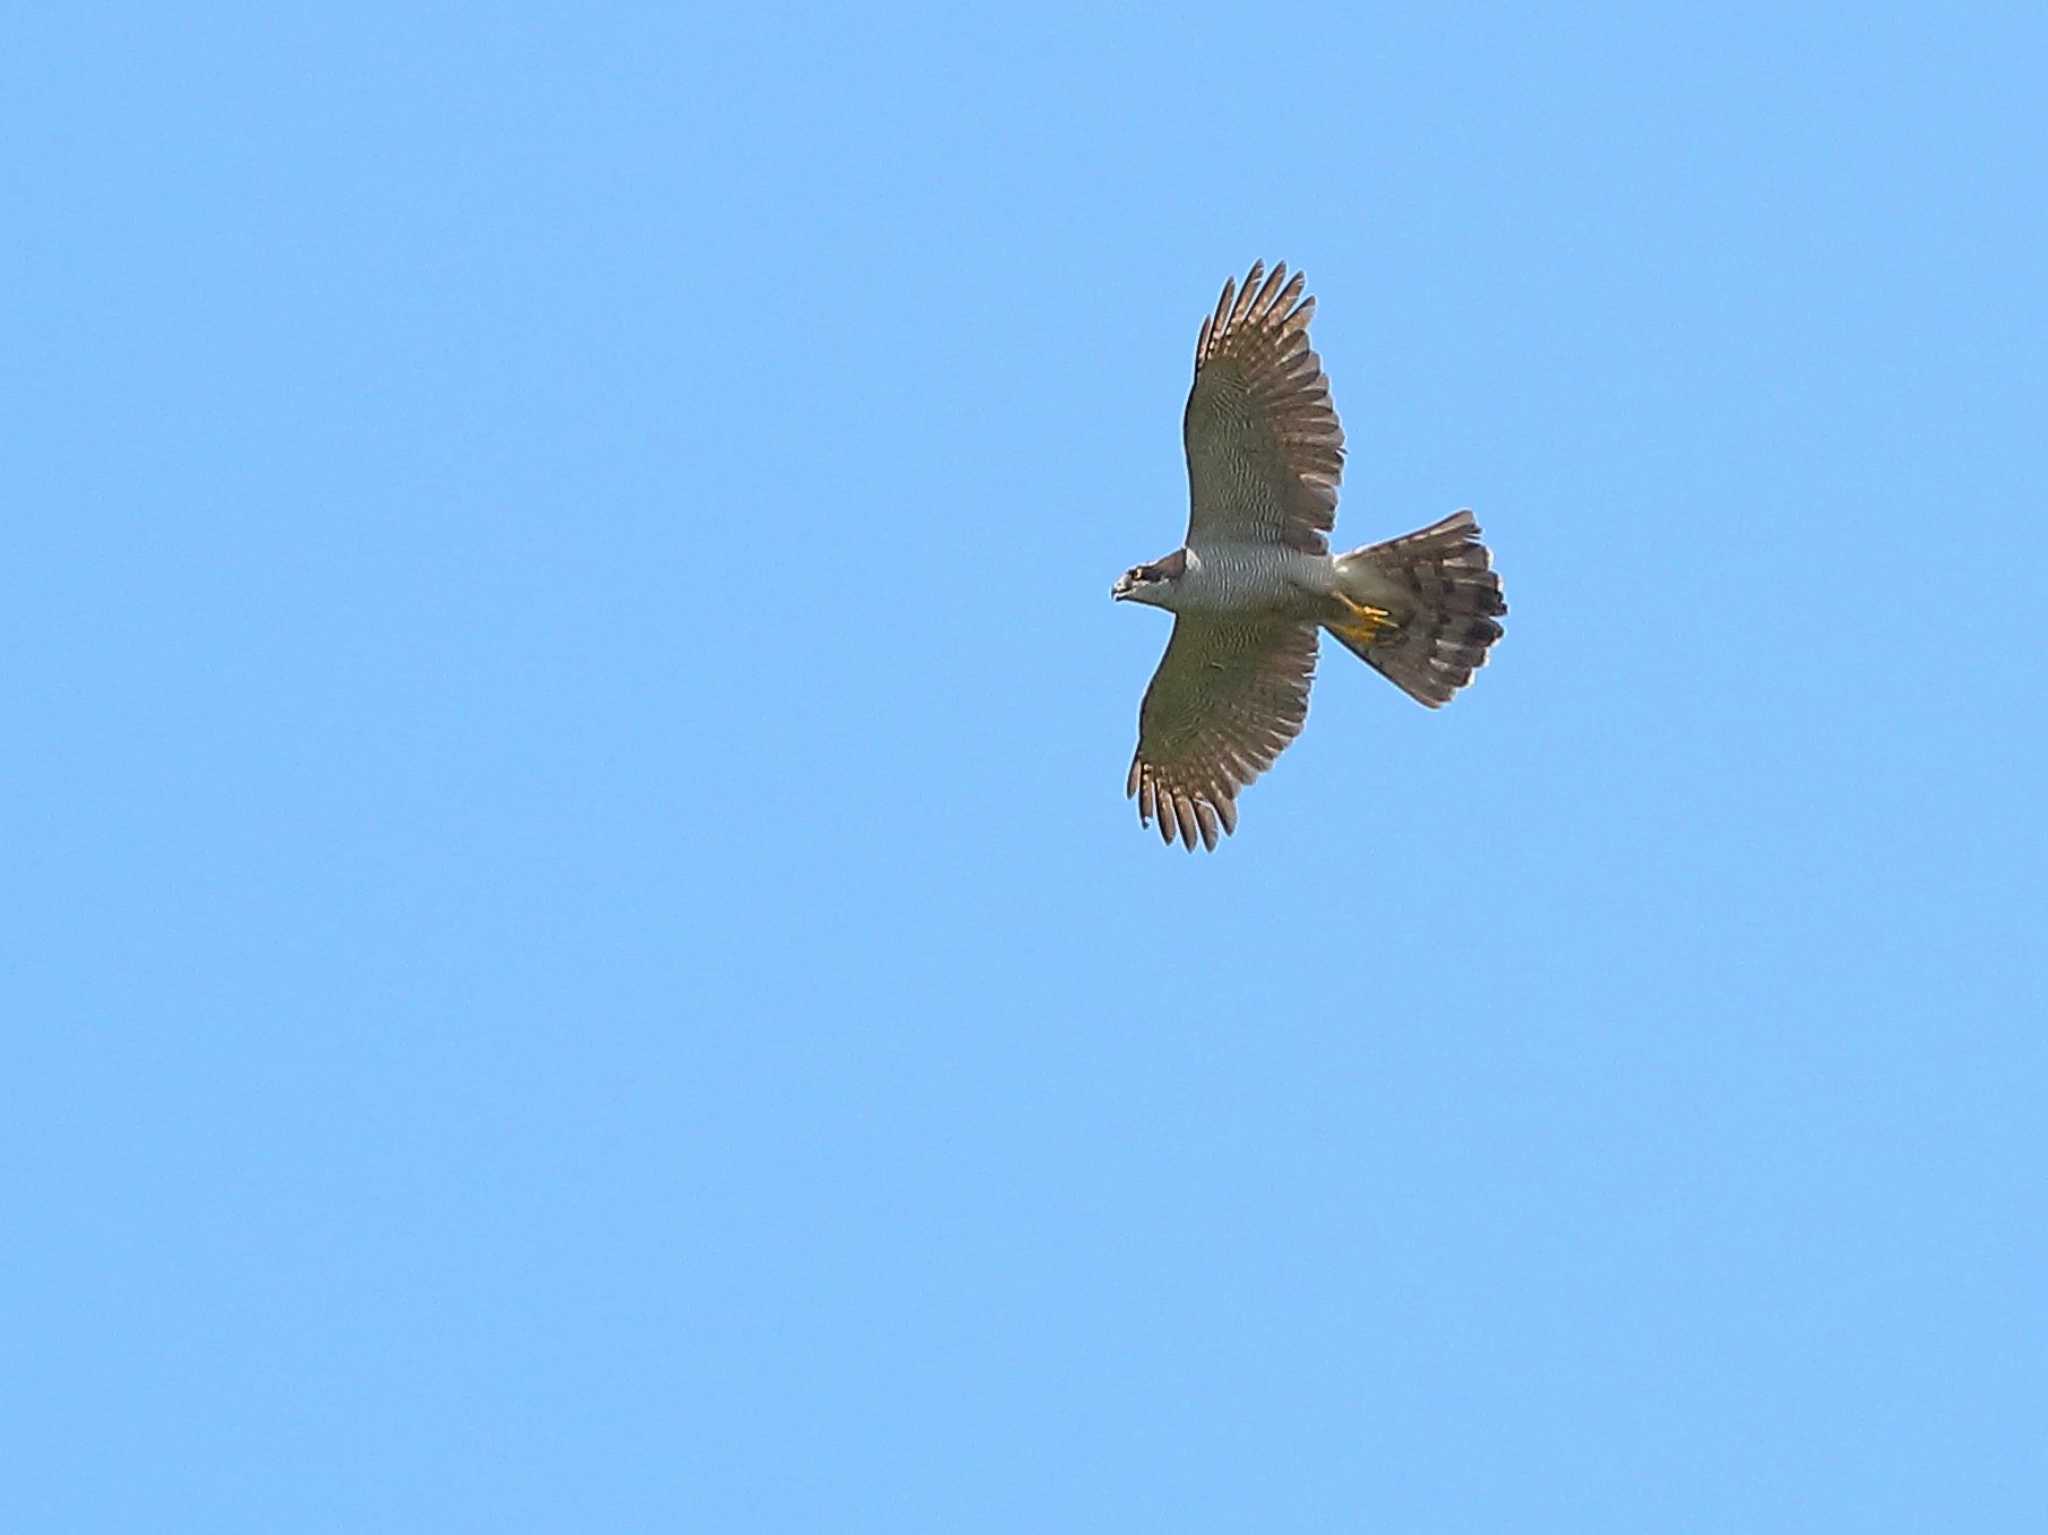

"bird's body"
[1113,261,1507,851]
[1153,541,1333,616]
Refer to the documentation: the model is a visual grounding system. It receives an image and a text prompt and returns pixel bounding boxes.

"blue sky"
[8,4,2044,1529]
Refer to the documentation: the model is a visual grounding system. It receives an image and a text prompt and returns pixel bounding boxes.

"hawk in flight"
[1114,261,1506,851]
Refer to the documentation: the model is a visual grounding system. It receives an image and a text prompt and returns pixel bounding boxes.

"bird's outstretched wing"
[1127,617,1319,851]
[1182,261,1346,554]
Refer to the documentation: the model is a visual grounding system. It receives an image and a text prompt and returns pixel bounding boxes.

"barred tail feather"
[1328,510,1505,708]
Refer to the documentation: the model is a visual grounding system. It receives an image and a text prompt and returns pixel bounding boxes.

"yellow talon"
[1333,594,1397,646]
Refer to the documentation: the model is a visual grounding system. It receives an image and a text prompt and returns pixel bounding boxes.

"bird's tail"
[1325,510,1506,707]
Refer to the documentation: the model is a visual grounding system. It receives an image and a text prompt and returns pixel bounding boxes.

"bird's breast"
[1171,543,1327,616]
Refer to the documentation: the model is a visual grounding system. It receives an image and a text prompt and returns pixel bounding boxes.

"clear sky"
[9,4,2044,1530]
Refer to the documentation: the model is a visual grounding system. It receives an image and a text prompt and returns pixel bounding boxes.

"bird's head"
[1111,548,1189,607]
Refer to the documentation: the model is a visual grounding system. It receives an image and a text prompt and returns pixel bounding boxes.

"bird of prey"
[1113,261,1506,851]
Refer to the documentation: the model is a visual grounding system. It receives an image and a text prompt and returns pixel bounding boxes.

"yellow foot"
[1332,594,1397,647]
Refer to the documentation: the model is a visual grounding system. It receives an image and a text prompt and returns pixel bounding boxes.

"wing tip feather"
[1126,756,1243,853]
